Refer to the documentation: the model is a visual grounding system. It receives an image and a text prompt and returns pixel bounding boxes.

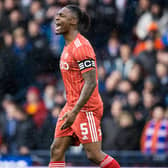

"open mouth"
[55,23,62,32]
[56,25,61,31]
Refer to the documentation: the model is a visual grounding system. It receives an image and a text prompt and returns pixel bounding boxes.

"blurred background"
[0,0,168,167]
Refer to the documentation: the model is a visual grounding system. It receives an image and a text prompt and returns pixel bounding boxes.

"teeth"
[56,26,61,31]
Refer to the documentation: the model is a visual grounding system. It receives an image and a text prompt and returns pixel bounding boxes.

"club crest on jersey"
[60,61,69,70]
[78,59,95,71]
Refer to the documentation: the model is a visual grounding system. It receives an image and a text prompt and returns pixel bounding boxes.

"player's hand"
[60,110,77,130]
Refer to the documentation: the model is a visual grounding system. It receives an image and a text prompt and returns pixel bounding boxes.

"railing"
[30,150,168,167]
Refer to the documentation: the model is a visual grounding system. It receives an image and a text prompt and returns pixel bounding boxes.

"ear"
[70,16,78,25]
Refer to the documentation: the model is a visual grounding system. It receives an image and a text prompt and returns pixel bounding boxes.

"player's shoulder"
[72,33,92,51]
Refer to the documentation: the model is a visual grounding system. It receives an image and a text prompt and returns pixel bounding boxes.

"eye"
[60,13,65,17]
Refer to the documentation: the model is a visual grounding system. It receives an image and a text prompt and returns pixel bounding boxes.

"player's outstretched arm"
[60,69,96,130]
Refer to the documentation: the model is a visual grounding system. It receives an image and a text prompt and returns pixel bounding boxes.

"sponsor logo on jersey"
[82,135,88,140]
[60,61,69,70]
[78,59,95,71]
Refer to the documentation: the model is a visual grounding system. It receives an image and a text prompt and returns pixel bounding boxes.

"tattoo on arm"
[72,69,97,114]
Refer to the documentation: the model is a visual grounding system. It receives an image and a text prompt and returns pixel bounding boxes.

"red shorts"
[55,104,103,145]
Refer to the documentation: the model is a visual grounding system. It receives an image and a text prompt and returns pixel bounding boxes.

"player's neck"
[64,30,79,46]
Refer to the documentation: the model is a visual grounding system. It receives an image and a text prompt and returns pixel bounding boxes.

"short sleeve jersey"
[60,33,103,111]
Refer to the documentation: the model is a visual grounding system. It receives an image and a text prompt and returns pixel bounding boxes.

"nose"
[56,15,59,20]
[55,15,60,24]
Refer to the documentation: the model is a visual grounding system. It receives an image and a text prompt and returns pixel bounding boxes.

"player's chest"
[60,48,78,71]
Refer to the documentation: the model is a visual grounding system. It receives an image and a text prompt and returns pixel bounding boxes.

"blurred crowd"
[0,0,168,156]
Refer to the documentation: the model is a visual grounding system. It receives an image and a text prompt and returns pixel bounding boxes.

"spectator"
[95,0,117,46]
[115,0,127,24]
[142,92,157,118]
[114,43,134,79]
[116,79,132,102]
[102,99,122,150]
[157,50,168,65]
[126,91,141,112]
[24,86,47,129]
[54,92,65,106]
[105,71,122,96]
[4,0,17,15]
[28,20,48,49]
[0,100,17,154]
[124,90,147,137]
[78,0,96,35]
[143,76,161,98]
[12,27,34,90]
[98,66,107,94]
[136,0,150,18]
[156,63,168,106]
[79,0,91,11]
[0,97,13,154]
[134,22,164,56]
[136,37,157,75]
[128,63,144,92]
[29,0,44,20]
[0,33,17,99]
[150,1,168,35]
[102,71,121,115]
[29,0,48,36]
[44,0,56,9]
[143,76,163,104]
[0,0,8,33]
[3,31,13,49]
[8,9,26,32]
[141,106,168,154]
[156,63,168,96]
[97,32,120,73]
[12,105,37,155]
[43,84,56,111]
[118,0,147,40]
[20,0,32,17]
[124,91,145,122]
[136,0,168,39]
[39,103,61,149]
[28,20,56,77]
[113,111,139,150]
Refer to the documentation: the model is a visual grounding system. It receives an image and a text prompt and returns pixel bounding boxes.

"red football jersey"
[60,33,103,111]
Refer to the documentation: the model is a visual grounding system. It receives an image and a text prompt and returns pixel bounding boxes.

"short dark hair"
[65,5,90,32]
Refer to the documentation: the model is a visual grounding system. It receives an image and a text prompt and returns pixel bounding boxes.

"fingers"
[60,113,69,130]
[59,111,73,130]
[60,113,67,121]
[60,121,69,130]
